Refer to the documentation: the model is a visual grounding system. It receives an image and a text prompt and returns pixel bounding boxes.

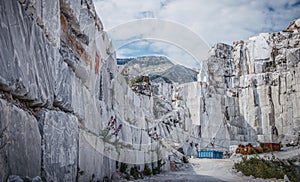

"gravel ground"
[139,158,283,182]
[116,147,300,182]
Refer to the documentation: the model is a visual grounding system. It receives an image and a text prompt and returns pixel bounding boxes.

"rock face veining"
[0,0,299,181]
[196,22,300,148]
[0,0,117,181]
[0,0,191,180]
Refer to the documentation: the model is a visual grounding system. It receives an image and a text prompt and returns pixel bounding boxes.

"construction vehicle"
[235,143,281,155]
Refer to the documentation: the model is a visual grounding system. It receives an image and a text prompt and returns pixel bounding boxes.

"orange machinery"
[235,143,280,155]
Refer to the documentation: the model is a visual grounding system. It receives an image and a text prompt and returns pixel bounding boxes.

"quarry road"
[140,158,280,182]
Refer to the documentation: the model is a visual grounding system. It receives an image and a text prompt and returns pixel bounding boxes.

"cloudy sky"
[94,0,300,68]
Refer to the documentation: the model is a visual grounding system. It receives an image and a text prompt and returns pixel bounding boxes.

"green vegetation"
[118,161,164,180]
[143,164,152,176]
[131,76,143,84]
[125,172,130,180]
[234,155,298,182]
[130,76,150,85]
[130,166,141,180]
[152,159,163,175]
[120,162,128,173]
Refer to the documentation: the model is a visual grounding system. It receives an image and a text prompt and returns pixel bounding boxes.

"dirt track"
[132,147,300,182]
[139,158,285,182]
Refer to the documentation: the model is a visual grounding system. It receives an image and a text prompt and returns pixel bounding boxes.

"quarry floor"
[139,158,274,182]
[137,147,300,182]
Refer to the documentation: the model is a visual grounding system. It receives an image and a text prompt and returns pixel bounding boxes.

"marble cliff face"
[0,0,117,181]
[200,25,300,147]
[0,0,299,181]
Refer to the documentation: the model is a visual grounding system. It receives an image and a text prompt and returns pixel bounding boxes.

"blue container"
[198,150,223,159]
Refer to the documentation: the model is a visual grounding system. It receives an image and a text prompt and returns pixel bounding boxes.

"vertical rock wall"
[0,0,185,180]
[0,99,41,180]
[0,0,299,180]
[38,110,79,182]
[0,0,118,181]
[235,31,300,144]
[198,23,300,147]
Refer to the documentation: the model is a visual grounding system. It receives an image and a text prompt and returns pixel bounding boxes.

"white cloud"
[149,41,200,68]
[94,0,300,68]
[106,19,210,68]
[116,40,200,68]
[95,0,300,44]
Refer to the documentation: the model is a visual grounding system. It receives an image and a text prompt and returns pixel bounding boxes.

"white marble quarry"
[0,0,117,180]
[235,31,300,144]
[199,25,300,147]
[0,98,41,182]
[186,27,300,150]
[0,0,299,181]
[39,110,79,182]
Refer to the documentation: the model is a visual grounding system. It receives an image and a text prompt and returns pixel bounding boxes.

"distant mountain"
[117,56,174,76]
[117,56,198,83]
[153,64,198,83]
